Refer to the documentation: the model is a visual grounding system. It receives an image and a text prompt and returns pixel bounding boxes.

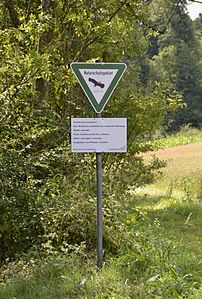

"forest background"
[0,0,202,297]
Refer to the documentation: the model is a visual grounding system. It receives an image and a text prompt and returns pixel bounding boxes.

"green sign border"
[70,63,127,113]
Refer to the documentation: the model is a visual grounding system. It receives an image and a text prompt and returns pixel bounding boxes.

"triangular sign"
[70,62,127,113]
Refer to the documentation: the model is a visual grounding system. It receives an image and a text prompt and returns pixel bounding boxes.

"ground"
[148,142,202,178]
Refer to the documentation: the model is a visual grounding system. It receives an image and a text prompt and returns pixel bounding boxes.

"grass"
[147,166,202,200]
[143,128,202,200]
[156,126,202,148]
[0,129,202,298]
[1,194,202,298]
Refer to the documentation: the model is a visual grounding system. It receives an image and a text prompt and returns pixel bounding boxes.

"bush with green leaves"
[0,140,166,262]
[0,0,183,264]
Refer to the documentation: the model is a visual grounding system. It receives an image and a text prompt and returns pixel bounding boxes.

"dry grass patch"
[142,142,202,199]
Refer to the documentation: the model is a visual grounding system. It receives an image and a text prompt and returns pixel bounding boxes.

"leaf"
[146,274,160,283]
[75,278,86,288]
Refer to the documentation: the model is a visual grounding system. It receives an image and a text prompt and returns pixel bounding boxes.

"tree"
[149,3,202,129]
[0,0,181,261]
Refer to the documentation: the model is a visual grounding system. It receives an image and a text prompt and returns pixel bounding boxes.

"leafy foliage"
[0,0,181,262]
[149,4,202,129]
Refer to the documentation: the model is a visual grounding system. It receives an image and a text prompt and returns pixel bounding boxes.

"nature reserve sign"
[70,62,127,268]
[70,63,127,113]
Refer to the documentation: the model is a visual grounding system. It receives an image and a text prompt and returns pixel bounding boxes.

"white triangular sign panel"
[79,68,118,104]
[70,63,127,113]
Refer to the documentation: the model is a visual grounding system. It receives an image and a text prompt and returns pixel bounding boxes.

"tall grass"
[157,126,202,148]
[151,172,202,201]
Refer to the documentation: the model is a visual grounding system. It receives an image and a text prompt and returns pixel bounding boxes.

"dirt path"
[146,142,202,178]
[152,142,202,159]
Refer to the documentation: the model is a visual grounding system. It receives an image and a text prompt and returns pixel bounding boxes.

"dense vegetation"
[0,0,202,298]
[149,9,202,129]
[0,155,202,297]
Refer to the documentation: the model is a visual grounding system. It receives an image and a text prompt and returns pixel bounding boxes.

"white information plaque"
[71,118,127,153]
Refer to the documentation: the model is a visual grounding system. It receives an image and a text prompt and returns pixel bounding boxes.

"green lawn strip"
[156,128,202,148]
[136,196,202,270]
[135,195,202,255]
[137,198,202,295]
[155,200,202,261]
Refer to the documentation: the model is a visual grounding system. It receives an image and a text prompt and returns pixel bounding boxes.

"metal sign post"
[96,112,103,268]
[70,62,127,269]
[71,116,127,268]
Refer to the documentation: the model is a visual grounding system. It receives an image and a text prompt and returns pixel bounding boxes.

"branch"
[188,0,202,3]
[1,68,40,100]
[73,35,100,61]
[25,0,33,23]
[161,0,182,34]
[107,0,129,23]
[4,0,21,28]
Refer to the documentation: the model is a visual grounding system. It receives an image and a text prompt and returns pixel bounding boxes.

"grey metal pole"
[96,112,103,268]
